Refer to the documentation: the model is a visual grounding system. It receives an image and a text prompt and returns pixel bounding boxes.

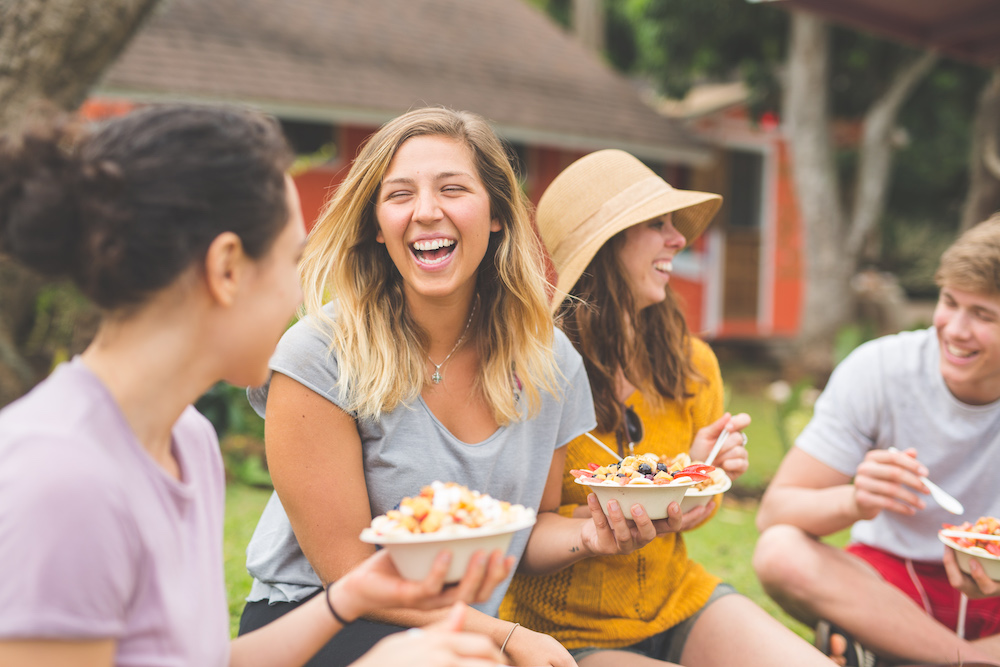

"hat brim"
[551,190,722,312]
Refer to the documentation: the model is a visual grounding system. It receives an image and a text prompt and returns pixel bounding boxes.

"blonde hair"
[936,213,1000,295]
[300,107,558,423]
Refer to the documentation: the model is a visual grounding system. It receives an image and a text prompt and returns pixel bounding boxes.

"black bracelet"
[325,583,352,626]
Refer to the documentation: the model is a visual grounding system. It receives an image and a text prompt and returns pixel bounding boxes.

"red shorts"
[847,543,1000,639]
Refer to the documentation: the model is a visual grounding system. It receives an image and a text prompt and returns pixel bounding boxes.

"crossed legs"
[753,525,1000,665]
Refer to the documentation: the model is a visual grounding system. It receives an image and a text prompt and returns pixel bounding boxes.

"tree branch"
[984,70,1000,181]
[846,50,938,258]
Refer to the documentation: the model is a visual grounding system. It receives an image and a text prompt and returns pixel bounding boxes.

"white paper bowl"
[938,532,1000,582]
[574,477,699,520]
[360,515,536,583]
[679,474,733,513]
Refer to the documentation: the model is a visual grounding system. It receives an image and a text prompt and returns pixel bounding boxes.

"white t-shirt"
[0,359,230,666]
[796,327,1000,560]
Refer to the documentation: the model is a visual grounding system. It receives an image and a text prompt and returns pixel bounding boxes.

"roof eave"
[94,86,712,167]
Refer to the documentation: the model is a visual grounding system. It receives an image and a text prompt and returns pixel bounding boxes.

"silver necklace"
[428,304,475,384]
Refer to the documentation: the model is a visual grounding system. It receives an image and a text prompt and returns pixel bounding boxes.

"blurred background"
[4,0,999,637]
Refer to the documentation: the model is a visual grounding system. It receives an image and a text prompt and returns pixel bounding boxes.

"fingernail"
[919,466,929,476]
[632,505,644,517]
[609,500,620,513]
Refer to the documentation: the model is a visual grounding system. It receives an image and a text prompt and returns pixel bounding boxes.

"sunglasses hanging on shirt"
[616,403,644,457]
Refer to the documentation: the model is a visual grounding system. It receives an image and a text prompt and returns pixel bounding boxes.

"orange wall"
[770,141,803,336]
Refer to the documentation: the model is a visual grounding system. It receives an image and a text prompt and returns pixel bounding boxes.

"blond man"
[754,215,1000,667]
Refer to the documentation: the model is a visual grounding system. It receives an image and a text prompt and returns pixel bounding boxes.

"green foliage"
[878,214,957,297]
[195,383,265,440]
[195,383,270,487]
[888,62,989,232]
[25,283,99,371]
[833,322,876,366]
[619,0,787,113]
[526,0,571,28]
[290,142,337,176]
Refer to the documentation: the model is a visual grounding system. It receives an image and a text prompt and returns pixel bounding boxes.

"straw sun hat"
[537,149,722,310]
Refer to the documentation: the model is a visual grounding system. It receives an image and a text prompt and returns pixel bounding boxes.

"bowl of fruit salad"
[360,481,536,583]
[570,453,711,520]
[939,516,1000,582]
[659,453,733,512]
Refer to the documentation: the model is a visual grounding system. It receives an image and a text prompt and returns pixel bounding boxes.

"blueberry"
[645,474,655,480]
[617,473,628,478]
[657,463,668,472]
[637,463,652,475]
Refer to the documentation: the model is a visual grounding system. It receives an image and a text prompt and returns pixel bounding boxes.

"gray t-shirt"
[245,308,596,616]
[796,327,1000,560]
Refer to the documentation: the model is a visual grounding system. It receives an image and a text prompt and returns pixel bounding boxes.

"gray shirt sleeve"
[248,314,349,419]
[794,339,885,477]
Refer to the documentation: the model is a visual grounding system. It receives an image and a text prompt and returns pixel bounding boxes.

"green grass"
[224,482,273,637]
[684,498,851,642]
[724,391,789,492]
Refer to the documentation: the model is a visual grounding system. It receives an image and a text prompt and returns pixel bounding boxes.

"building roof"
[755,0,1000,66]
[97,0,709,164]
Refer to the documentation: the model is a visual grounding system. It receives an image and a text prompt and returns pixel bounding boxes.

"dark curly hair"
[0,104,293,310]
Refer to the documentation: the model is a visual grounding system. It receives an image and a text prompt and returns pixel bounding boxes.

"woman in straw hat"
[501,149,836,666]
[0,104,507,667]
[236,109,683,667]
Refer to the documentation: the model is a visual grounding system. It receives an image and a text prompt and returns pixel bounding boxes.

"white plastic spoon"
[887,447,965,515]
[704,428,730,467]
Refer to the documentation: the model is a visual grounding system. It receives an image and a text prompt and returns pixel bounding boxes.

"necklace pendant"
[431,370,442,384]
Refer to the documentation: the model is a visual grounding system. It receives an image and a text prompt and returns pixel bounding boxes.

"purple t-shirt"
[0,358,230,666]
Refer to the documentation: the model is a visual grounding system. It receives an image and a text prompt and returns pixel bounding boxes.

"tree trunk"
[571,0,604,54]
[784,12,937,373]
[0,0,161,405]
[960,67,1000,233]
[846,51,938,259]
[784,12,852,372]
[0,0,161,129]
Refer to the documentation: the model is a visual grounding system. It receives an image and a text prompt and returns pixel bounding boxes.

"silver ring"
[740,432,748,447]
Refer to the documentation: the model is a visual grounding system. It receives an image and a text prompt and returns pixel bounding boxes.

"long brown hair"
[557,232,701,434]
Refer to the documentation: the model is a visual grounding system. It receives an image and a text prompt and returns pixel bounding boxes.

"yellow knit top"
[499,338,725,649]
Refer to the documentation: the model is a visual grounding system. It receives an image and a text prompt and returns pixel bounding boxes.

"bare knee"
[753,524,823,602]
